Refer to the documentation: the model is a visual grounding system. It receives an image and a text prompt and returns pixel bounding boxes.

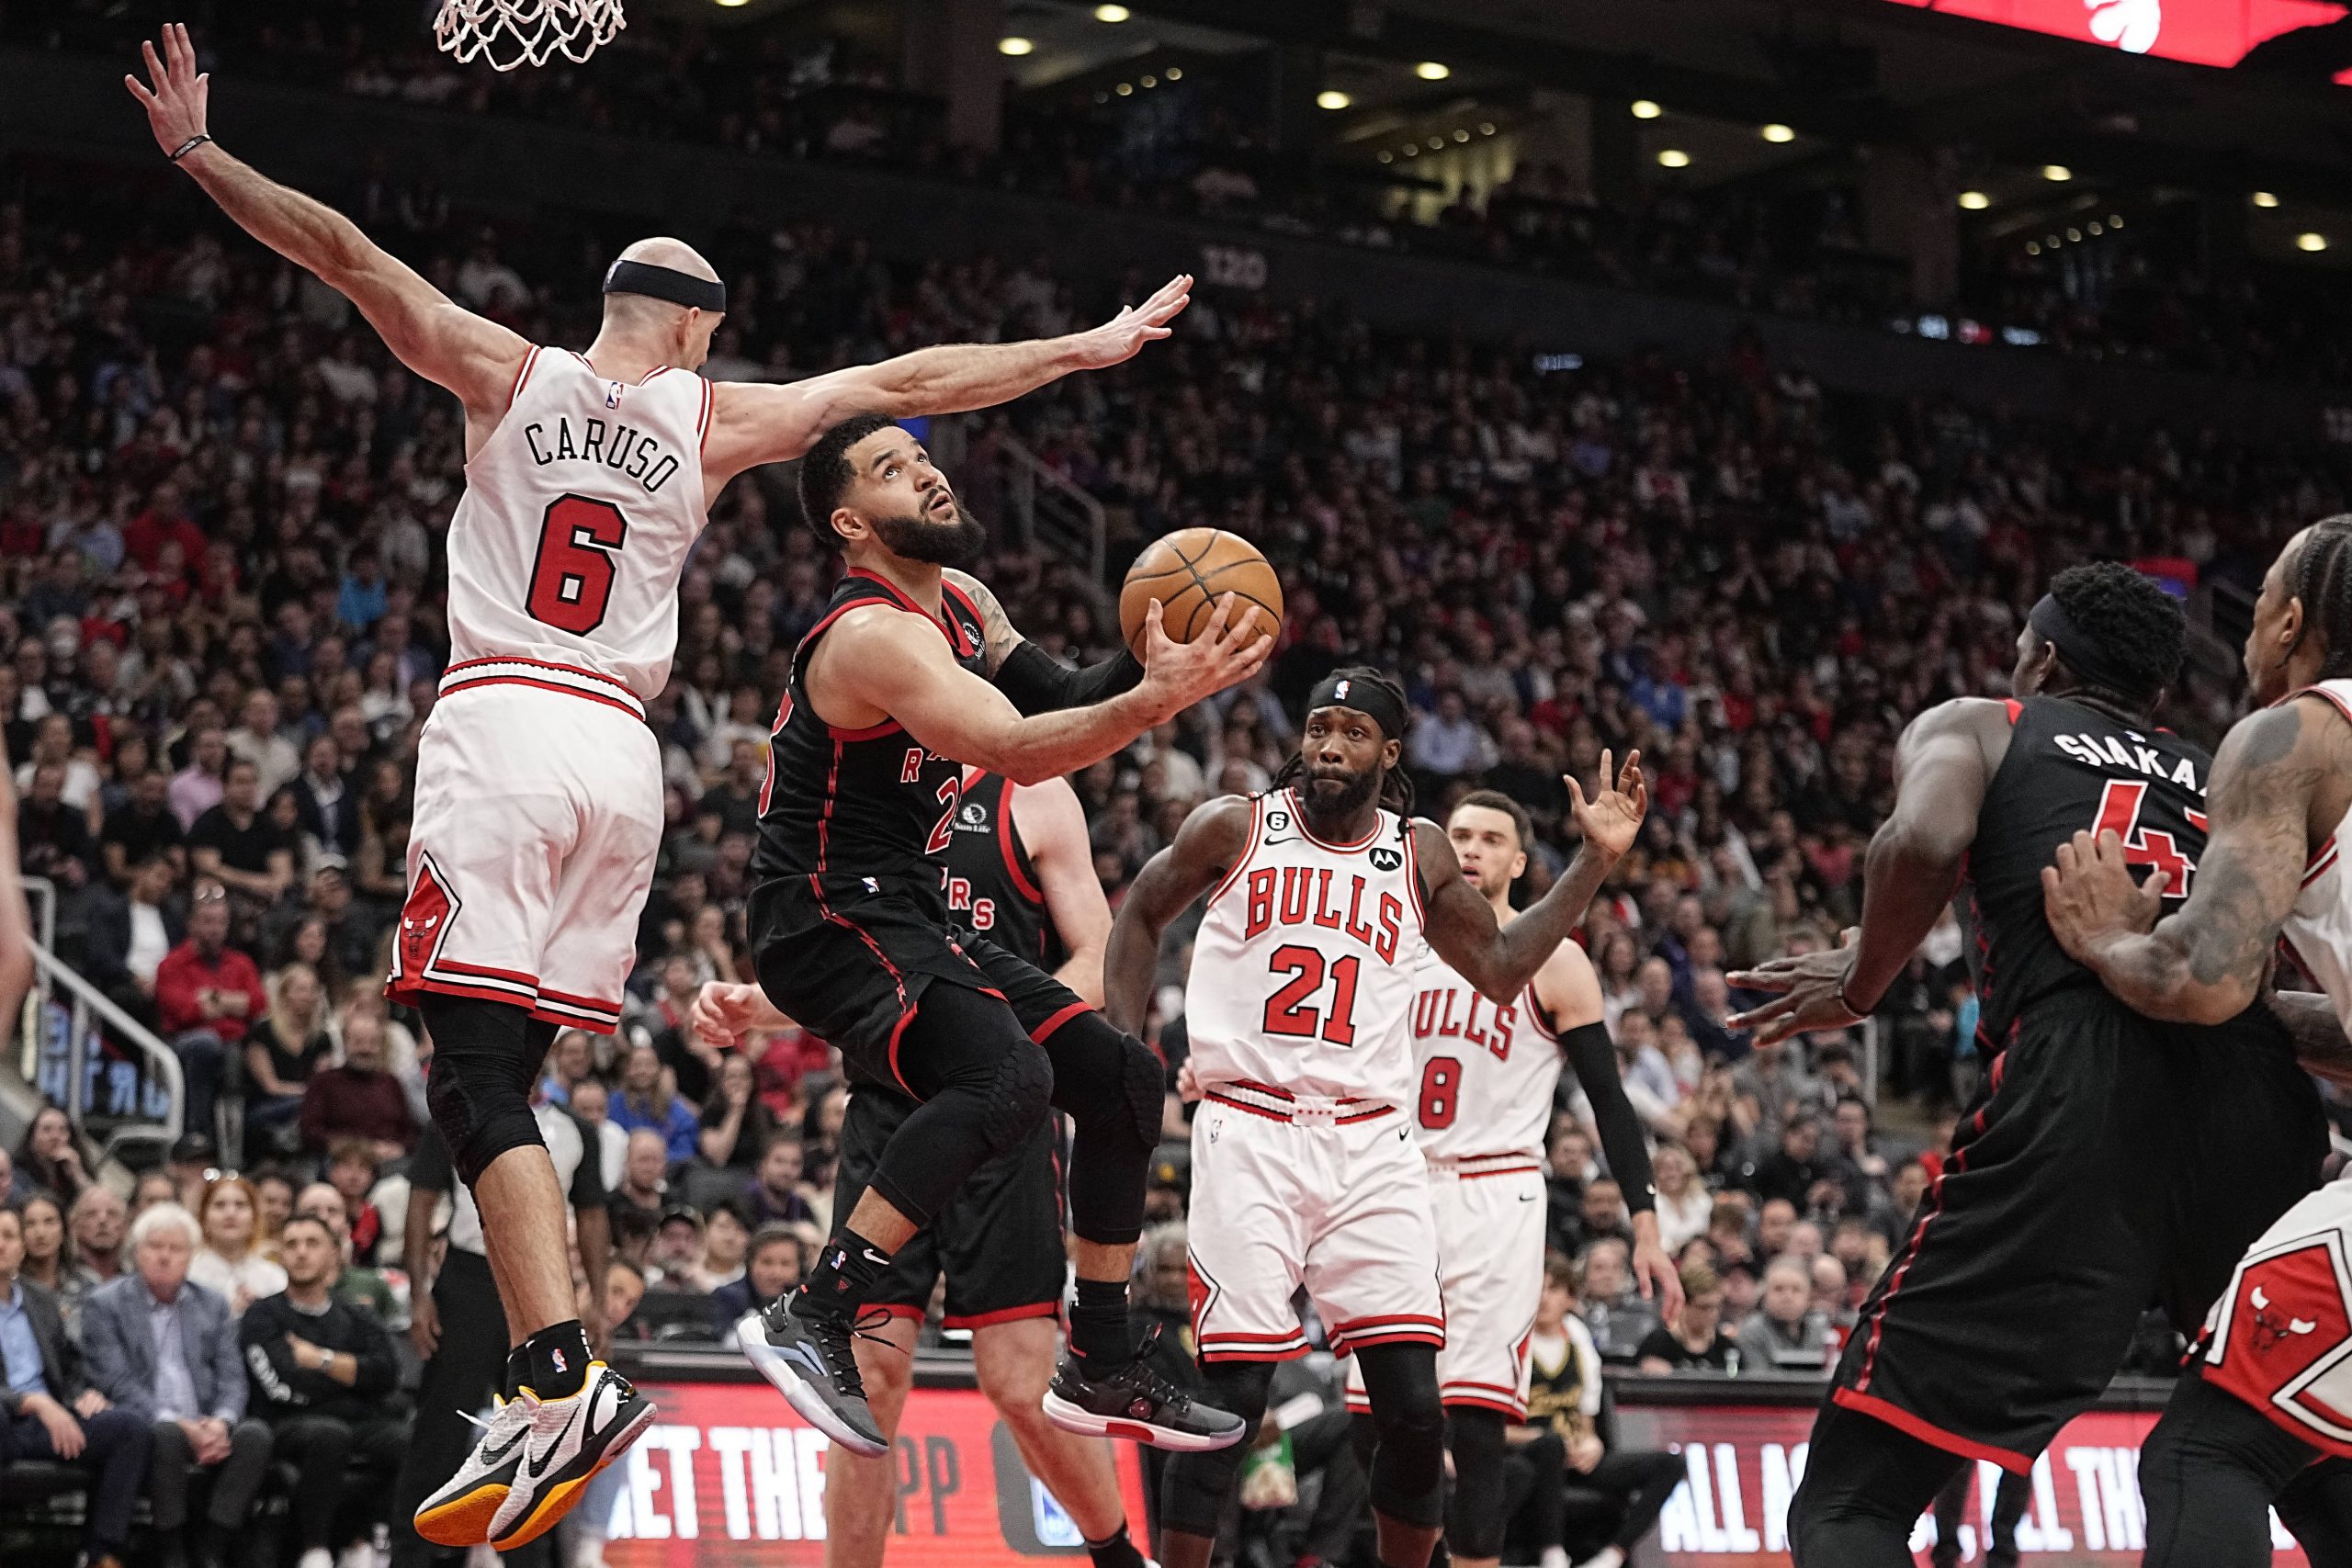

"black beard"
[1296,764,1381,835]
[871,506,986,568]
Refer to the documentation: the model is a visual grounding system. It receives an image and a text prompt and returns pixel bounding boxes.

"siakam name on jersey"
[2050,731,2202,792]
[520,415,684,494]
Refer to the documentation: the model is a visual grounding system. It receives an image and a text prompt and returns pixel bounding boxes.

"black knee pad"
[1119,1032,1163,1148]
[1160,1359,1278,1539]
[981,1037,1055,1160]
[422,996,546,1187]
[1359,1344,1447,1529]
[1447,1409,1510,1558]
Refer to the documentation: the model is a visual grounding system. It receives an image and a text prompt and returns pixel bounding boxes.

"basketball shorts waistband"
[438,657,646,720]
[1203,1079,1396,1125]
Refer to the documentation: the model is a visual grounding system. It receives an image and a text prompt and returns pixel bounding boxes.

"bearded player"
[1346,789,1680,1568]
[1730,562,2323,1565]
[696,764,1149,1568]
[2045,518,2352,1565]
[127,25,1206,1547]
[738,415,1266,1458]
[1107,671,1647,1568]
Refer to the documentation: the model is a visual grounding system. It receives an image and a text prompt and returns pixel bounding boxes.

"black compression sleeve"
[1562,1020,1657,1213]
[995,639,1146,716]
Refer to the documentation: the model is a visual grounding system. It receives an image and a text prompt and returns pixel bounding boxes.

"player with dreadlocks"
[1733,561,2324,1564]
[1104,668,1649,1568]
[2046,519,2352,1565]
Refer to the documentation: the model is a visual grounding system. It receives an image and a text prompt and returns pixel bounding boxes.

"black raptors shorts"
[750,880,1090,1090]
[1827,987,2322,1470]
[836,1085,1069,1329]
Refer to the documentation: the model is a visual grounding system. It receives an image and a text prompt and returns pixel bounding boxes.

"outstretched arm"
[1421,751,1645,1004]
[818,595,1266,787]
[1730,698,1999,1044]
[704,276,1192,484]
[2046,700,2330,1024]
[1103,798,1254,1034]
[126,27,526,422]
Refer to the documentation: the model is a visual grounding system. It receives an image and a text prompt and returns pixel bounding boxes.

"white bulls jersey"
[1184,791,1430,1106]
[2285,680,2352,1031]
[1408,951,1563,1166]
[446,347,712,702]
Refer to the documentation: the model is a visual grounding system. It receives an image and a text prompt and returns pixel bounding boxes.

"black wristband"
[995,639,1146,716]
[169,133,212,163]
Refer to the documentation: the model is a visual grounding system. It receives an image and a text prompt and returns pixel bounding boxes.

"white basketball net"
[434,0,625,71]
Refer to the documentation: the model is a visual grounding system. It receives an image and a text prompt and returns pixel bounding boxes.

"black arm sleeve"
[410,1125,455,1197]
[993,640,1145,716]
[563,1111,607,1208]
[1560,1021,1657,1213]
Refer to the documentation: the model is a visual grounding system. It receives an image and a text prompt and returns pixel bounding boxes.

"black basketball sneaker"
[1043,1325,1248,1451]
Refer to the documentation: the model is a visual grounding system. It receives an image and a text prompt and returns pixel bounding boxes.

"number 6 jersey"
[446,348,711,702]
[1183,789,1432,1107]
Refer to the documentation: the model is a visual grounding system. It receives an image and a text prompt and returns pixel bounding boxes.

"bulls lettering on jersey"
[446,349,712,700]
[1185,791,1430,1105]
[1409,956,1561,1164]
[1962,694,2215,1044]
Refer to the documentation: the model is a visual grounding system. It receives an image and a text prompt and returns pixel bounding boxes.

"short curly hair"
[2046,561,2187,705]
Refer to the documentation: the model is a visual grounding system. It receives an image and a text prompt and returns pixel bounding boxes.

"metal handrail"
[26,942,183,1162]
[1000,435,1108,583]
[15,876,55,1081]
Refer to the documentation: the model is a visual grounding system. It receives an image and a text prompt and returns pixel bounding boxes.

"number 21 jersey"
[447,348,711,702]
[1184,790,1431,1106]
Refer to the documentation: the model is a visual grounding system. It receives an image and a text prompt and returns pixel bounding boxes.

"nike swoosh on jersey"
[523,1406,581,1479]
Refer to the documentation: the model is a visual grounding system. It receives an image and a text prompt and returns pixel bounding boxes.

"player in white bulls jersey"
[1344,790,1681,1568]
[1107,669,1647,1568]
[2045,515,2352,1563]
[129,21,1203,1551]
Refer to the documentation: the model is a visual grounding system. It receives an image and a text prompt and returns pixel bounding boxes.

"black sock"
[503,1343,532,1401]
[1086,1524,1147,1568]
[520,1319,593,1400]
[1069,1276,1132,1365]
[797,1226,893,1319]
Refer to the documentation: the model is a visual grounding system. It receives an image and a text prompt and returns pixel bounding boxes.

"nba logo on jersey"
[605,380,623,409]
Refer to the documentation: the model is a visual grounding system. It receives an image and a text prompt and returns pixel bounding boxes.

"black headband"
[2028,593,2148,700]
[602,258,727,314]
[1306,672,1408,741]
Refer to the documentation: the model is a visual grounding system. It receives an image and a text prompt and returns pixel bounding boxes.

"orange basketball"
[1117,528,1284,658]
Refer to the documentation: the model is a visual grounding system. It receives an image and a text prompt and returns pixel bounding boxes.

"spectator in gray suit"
[80,1202,270,1568]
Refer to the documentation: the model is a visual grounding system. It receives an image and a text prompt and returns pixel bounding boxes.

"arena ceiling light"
[1630,99,1662,118]
[1094,4,1131,19]
[1415,61,1451,80]
[999,36,1034,55]
[713,0,750,8]
[1759,123,1794,142]
[1317,90,1351,109]
[2300,232,2330,252]
[1958,190,1990,209]
[1164,66,1181,79]
[2041,164,2072,181]
[1657,148,1690,168]
[2254,191,2281,208]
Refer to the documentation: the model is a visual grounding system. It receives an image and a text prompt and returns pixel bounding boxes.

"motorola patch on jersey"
[1370,846,1403,871]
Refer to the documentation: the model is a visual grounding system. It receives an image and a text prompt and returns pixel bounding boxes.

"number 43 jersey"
[1183,790,1432,1107]
[1963,694,2214,1045]
[447,348,711,703]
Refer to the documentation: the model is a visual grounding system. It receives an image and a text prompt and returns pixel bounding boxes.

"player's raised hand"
[1067,275,1194,369]
[2042,828,2166,963]
[1566,749,1646,860]
[124,23,211,161]
[1135,594,1272,720]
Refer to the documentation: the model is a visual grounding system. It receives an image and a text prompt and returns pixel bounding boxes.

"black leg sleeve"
[1034,1009,1159,1247]
[2142,1364,2323,1568]
[1159,1359,1278,1540]
[1509,1430,1568,1555]
[1356,1343,1447,1530]
[1787,1399,1967,1568]
[1446,1409,1511,1559]
[876,982,1054,1229]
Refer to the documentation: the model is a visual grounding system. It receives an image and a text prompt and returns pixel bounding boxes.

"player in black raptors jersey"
[1728,563,2324,1565]
[738,413,1265,1458]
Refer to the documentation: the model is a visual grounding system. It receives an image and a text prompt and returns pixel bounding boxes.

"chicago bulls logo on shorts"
[398,856,458,981]
[2206,1233,2352,1455]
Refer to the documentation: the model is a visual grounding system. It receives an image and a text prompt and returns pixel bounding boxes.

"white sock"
[1575,1550,1624,1568]
[1540,1547,1572,1568]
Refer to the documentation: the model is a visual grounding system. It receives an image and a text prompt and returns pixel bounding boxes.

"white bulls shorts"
[2200,1176,2352,1459]
[1347,1156,1545,1417]
[1186,1080,1445,1363]
[386,661,663,1032]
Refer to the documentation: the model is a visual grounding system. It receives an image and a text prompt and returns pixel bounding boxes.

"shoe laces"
[1100,1325,1193,1410]
[798,1302,907,1398]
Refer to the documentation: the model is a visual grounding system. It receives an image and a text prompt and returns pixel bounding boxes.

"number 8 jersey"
[1183,789,1432,1107]
[446,348,712,702]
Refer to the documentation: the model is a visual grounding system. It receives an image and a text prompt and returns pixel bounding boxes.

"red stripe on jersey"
[438,675,644,721]
[445,656,634,692]
[507,346,541,409]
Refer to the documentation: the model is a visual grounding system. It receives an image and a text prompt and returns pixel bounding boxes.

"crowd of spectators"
[4,78,2352,1557]
[10,0,2352,384]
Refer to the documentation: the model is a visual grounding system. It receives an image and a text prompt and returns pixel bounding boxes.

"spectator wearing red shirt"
[153,883,266,1145]
[120,482,206,578]
[299,1010,413,1162]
